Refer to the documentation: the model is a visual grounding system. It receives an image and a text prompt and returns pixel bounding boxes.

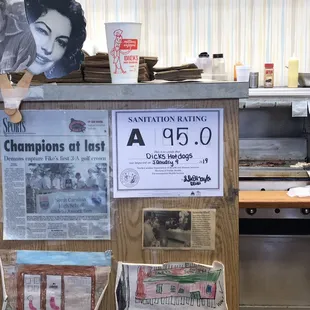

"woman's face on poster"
[28,9,72,74]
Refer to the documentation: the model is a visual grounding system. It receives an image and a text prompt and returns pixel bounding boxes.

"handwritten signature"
[183,174,211,186]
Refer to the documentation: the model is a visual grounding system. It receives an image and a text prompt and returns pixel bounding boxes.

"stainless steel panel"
[240,235,310,307]
[240,307,310,310]
[239,208,310,219]
[239,108,305,139]
[240,167,308,178]
[240,138,307,161]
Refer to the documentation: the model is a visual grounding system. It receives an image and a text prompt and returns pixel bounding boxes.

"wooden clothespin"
[0,71,34,124]
[0,74,17,116]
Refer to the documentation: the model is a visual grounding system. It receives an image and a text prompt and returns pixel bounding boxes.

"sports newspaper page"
[0,110,110,240]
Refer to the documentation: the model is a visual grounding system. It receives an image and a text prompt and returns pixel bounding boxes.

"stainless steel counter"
[240,235,310,310]
[0,82,249,102]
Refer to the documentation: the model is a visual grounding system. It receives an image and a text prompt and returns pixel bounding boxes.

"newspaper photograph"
[0,110,110,240]
[143,209,216,250]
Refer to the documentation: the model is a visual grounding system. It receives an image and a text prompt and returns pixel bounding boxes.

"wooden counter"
[240,190,310,208]
[0,82,248,309]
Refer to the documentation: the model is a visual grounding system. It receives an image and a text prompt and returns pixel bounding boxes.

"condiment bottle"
[212,54,225,80]
[234,62,243,81]
[288,54,299,88]
[264,63,274,88]
[197,52,212,75]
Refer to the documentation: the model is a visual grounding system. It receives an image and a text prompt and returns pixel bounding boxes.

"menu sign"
[112,109,224,198]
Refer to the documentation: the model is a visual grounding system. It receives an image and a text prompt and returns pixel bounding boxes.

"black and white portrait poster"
[0,0,36,74]
[0,110,111,240]
[24,0,86,78]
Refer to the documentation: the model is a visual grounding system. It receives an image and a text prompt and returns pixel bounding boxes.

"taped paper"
[0,250,111,310]
[143,208,216,250]
[27,86,44,100]
[1,88,29,109]
[292,101,308,117]
[116,261,227,310]
[0,110,111,241]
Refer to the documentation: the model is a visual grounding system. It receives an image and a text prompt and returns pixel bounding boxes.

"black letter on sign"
[127,129,145,146]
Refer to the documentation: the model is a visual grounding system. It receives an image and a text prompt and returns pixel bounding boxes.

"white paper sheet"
[112,109,224,198]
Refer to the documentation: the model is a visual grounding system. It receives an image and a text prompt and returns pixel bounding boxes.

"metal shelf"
[249,87,310,98]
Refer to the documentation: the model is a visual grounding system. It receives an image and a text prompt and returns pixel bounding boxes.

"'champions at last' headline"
[3,139,106,155]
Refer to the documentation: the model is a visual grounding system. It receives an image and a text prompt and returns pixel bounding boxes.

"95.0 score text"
[162,127,212,146]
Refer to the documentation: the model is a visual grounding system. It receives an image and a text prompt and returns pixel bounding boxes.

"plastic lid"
[199,52,209,58]
[213,53,224,59]
[265,63,274,69]
[236,65,251,70]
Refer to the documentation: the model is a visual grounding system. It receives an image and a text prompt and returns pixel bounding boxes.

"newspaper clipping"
[0,110,110,240]
[143,209,216,250]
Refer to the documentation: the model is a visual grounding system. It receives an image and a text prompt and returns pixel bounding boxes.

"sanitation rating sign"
[112,109,223,198]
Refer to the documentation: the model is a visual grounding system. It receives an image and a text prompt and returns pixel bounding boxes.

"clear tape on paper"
[292,101,308,117]
[1,88,29,110]
[0,87,44,105]
[27,86,44,100]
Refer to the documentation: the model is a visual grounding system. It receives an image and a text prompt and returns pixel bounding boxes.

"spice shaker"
[249,72,259,88]
[212,54,225,80]
[197,52,212,75]
[264,63,274,88]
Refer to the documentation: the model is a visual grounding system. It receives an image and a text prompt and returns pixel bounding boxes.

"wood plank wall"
[0,99,239,309]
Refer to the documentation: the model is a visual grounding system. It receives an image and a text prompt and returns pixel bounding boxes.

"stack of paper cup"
[236,65,251,82]
[105,22,142,84]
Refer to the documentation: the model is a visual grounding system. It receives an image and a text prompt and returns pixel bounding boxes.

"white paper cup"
[236,65,251,82]
[105,22,142,84]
